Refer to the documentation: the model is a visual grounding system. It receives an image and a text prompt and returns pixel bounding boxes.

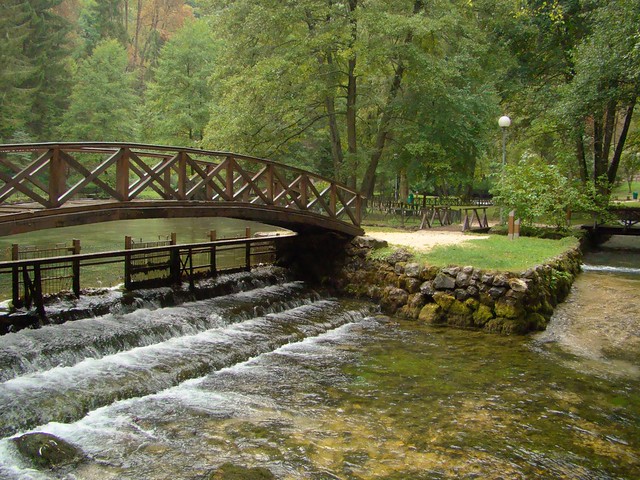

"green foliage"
[491,153,594,227]
[61,39,139,141]
[142,19,218,146]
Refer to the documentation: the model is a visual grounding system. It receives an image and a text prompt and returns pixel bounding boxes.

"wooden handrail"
[0,143,365,232]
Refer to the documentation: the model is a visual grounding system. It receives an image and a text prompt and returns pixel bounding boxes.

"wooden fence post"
[124,235,132,290]
[169,233,180,284]
[245,227,251,270]
[209,230,217,276]
[72,239,81,297]
[11,244,20,308]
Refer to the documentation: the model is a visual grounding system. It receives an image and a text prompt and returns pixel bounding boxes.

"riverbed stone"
[433,273,456,290]
[394,262,406,275]
[354,236,388,250]
[404,262,421,278]
[209,463,275,479]
[420,280,435,297]
[508,278,528,293]
[492,274,509,287]
[455,271,471,287]
[380,287,409,314]
[386,249,412,264]
[495,299,524,319]
[454,288,470,301]
[442,266,460,277]
[433,291,456,310]
[418,303,442,324]
[420,265,440,281]
[488,286,506,299]
[12,432,85,469]
[405,277,422,294]
[473,304,494,326]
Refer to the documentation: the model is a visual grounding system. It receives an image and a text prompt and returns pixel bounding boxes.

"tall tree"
[0,1,33,140]
[143,19,217,145]
[563,0,640,196]
[201,0,498,197]
[61,39,139,140]
[21,0,73,139]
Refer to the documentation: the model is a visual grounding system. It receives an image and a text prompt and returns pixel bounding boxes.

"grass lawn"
[370,234,578,272]
[611,180,640,201]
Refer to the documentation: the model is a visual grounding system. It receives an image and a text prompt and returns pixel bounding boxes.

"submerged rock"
[12,432,85,469]
[209,463,275,479]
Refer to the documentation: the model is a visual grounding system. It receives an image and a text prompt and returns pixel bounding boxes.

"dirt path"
[364,226,489,252]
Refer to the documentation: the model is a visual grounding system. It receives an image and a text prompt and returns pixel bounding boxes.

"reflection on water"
[0,217,288,300]
[0,235,638,479]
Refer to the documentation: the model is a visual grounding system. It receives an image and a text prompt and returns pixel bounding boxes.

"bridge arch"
[0,143,365,237]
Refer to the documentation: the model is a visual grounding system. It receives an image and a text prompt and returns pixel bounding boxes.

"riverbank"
[335,229,582,334]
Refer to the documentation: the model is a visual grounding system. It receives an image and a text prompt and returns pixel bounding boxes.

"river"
[0,220,638,479]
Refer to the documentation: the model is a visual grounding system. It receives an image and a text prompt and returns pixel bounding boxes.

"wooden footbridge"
[0,142,364,237]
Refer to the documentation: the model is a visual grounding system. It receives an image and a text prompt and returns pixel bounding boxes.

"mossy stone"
[12,432,85,470]
[209,463,275,479]
[433,292,456,310]
[418,303,443,324]
[527,312,548,330]
[473,304,494,326]
[494,300,524,319]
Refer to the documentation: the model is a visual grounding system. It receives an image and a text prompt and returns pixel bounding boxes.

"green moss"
[418,303,442,324]
[473,304,494,326]
[494,300,524,319]
[433,292,456,310]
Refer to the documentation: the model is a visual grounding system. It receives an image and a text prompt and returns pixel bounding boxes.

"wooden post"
[11,244,20,308]
[72,239,81,297]
[514,219,521,239]
[48,147,66,208]
[116,148,130,201]
[177,152,187,200]
[206,165,214,200]
[245,227,251,270]
[225,156,234,201]
[33,263,46,320]
[209,230,217,275]
[169,232,180,284]
[187,247,194,291]
[265,165,274,205]
[508,210,515,240]
[124,235,132,290]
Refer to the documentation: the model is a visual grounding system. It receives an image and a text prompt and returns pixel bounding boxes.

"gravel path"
[365,227,489,252]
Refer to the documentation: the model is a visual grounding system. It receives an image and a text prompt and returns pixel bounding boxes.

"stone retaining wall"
[336,236,582,334]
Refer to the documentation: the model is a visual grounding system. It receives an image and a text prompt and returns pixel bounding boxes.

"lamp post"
[498,115,511,224]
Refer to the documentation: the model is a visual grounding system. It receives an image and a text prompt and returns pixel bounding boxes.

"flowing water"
[0,223,638,479]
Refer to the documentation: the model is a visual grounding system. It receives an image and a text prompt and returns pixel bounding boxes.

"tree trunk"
[607,99,636,186]
[359,0,423,198]
[576,131,588,184]
[346,0,358,188]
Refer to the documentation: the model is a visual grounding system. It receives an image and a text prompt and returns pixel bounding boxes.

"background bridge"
[0,143,364,237]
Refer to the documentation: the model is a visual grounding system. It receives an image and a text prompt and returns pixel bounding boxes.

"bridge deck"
[0,199,364,237]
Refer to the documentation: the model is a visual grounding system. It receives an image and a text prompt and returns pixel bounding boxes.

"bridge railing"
[0,142,363,228]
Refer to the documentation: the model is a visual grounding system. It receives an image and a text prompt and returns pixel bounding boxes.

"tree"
[201,0,499,198]
[21,0,73,139]
[61,39,139,140]
[143,19,218,145]
[619,153,640,194]
[78,0,127,53]
[0,1,33,140]
[491,153,592,228]
[561,0,640,198]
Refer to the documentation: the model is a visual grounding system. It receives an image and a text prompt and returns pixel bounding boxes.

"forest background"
[1,0,639,219]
